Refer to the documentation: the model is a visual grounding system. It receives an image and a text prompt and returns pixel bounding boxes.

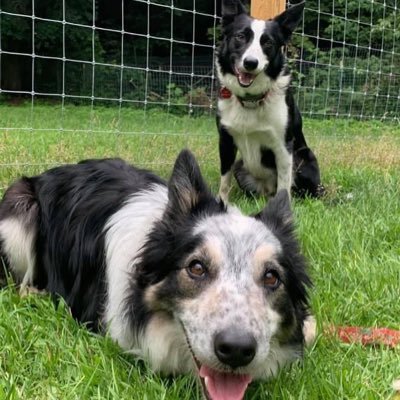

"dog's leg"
[219,174,232,204]
[303,315,317,346]
[274,145,293,197]
[19,257,39,296]
[0,257,10,287]
[20,285,47,297]
[218,126,237,203]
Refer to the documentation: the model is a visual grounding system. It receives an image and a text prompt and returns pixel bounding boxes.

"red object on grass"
[334,326,400,348]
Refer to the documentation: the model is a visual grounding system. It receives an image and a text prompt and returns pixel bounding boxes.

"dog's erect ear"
[273,2,305,42]
[168,149,210,216]
[221,0,247,27]
[257,189,293,231]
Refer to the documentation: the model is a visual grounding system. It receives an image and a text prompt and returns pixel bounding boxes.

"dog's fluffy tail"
[0,178,39,288]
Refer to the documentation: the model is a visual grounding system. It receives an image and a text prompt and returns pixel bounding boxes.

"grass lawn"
[0,103,399,399]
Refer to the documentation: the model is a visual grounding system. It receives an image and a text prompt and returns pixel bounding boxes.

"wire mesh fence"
[0,0,399,178]
[0,0,218,115]
[294,1,400,120]
[1,0,400,119]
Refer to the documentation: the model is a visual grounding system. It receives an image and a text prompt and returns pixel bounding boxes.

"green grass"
[0,104,399,399]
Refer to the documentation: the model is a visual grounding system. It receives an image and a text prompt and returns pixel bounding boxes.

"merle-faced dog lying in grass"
[216,0,324,201]
[0,150,313,400]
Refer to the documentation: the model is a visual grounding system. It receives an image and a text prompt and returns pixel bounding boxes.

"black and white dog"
[216,0,324,201]
[0,150,312,400]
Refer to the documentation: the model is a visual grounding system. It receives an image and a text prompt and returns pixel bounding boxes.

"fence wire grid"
[0,0,399,176]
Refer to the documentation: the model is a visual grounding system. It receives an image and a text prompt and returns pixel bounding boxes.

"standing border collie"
[0,150,311,400]
[216,0,324,201]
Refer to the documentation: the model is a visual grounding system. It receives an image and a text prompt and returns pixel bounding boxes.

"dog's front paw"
[218,181,231,204]
[19,285,47,297]
[218,175,232,204]
[303,315,317,346]
[218,190,230,204]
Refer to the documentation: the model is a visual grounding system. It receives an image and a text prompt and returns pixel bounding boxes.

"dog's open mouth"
[182,323,252,400]
[199,365,252,400]
[234,67,257,88]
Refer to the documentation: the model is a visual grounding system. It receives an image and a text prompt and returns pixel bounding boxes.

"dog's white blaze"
[240,20,269,73]
[0,217,36,286]
[103,184,168,350]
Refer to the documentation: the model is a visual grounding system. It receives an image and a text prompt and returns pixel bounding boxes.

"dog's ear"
[168,149,211,216]
[257,189,293,232]
[273,2,305,42]
[221,0,247,27]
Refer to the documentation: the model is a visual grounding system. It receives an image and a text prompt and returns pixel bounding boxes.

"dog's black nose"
[214,329,257,368]
[243,57,258,71]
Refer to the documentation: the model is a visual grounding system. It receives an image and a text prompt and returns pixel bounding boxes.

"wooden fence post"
[250,0,286,20]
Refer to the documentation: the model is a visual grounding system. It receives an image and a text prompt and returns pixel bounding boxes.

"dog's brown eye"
[187,260,207,279]
[264,270,280,289]
[235,33,246,42]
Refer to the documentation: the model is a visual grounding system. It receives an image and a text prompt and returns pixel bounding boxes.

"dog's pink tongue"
[238,72,254,86]
[199,365,252,400]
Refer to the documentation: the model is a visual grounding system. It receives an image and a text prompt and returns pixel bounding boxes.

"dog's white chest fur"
[219,94,289,177]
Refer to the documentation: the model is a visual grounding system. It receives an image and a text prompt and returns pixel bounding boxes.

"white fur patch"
[303,315,317,346]
[134,313,193,374]
[0,217,36,286]
[240,20,269,73]
[103,184,168,350]
[393,379,400,392]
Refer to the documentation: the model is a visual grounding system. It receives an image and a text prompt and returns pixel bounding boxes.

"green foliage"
[2,0,103,59]
[1,0,399,120]
[1,0,104,93]
[289,1,400,118]
[166,83,186,104]
[291,46,399,118]
[373,10,400,42]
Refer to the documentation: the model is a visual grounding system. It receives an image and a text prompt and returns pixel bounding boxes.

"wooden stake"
[250,0,286,20]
